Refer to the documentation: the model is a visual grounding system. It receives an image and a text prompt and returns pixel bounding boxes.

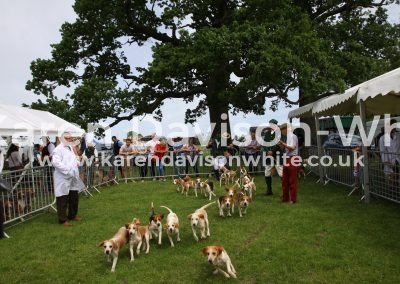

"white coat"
[52,144,85,197]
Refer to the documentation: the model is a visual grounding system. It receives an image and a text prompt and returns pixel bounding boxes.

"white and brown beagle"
[125,218,150,261]
[160,206,180,247]
[187,201,215,242]
[99,226,129,272]
[202,245,237,278]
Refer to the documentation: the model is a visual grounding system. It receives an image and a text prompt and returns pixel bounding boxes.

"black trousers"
[56,190,79,224]
[0,202,4,238]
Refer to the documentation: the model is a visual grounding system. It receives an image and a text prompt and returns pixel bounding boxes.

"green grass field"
[1,174,400,284]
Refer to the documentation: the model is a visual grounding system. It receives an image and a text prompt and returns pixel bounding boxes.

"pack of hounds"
[98,167,258,278]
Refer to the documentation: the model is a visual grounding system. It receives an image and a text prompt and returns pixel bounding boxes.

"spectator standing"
[145,133,159,180]
[51,132,85,226]
[32,144,41,167]
[119,138,137,181]
[109,136,123,179]
[379,119,400,178]
[244,131,261,174]
[183,137,200,177]
[261,119,283,196]
[6,143,23,172]
[206,132,234,180]
[170,137,185,178]
[41,136,55,192]
[278,123,299,204]
[153,138,168,181]
[6,144,24,186]
[0,148,4,173]
[134,134,149,182]
[82,142,98,187]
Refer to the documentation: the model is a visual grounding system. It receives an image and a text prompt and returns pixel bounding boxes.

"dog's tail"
[151,202,155,215]
[160,205,174,214]
[199,201,216,210]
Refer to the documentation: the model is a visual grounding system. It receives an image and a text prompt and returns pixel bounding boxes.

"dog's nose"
[106,251,110,255]
[208,260,213,264]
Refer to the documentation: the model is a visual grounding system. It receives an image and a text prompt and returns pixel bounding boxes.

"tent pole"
[314,116,325,183]
[359,100,370,203]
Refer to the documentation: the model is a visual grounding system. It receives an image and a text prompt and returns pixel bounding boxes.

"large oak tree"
[26,0,400,135]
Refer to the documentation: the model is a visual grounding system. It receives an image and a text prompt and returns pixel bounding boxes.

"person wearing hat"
[119,138,137,181]
[52,132,85,226]
[261,119,283,196]
[278,123,299,204]
[206,132,234,180]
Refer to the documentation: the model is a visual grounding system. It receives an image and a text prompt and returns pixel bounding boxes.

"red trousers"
[282,156,298,203]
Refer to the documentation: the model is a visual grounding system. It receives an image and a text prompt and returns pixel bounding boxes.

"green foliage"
[2,177,400,283]
[26,0,400,134]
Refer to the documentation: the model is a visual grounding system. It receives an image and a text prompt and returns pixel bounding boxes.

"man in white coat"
[52,132,85,227]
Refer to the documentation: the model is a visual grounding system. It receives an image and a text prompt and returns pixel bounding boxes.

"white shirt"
[284,132,298,157]
[52,144,84,197]
[379,131,400,166]
[145,139,159,154]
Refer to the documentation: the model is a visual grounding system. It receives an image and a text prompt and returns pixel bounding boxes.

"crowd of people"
[1,120,301,229]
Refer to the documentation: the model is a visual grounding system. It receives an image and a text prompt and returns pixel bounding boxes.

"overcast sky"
[1,1,398,140]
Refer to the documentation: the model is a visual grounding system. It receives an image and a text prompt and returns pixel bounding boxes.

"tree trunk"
[208,99,231,138]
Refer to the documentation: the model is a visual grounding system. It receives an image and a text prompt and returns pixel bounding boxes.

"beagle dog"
[187,201,215,242]
[199,179,216,200]
[125,218,150,261]
[16,190,26,216]
[3,199,13,220]
[217,195,233,217]
[202,245,237,278]
[242,178,256,198]
[148,202,164,245]
[160,206,180,247]
[173,178,185,193]
[99,226,129,272]
[220,166,237,184]
[232,191,252,217]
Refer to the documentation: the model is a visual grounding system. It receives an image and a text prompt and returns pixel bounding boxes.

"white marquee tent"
[0,104,84,138]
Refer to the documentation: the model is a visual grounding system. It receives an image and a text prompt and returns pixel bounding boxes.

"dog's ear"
[98,241,105,247]
[175,223,179,228]
[225,187,230,192]
[125,223,129,229]
[248,197,252,202]
[215,245,224,255]
[187,214,192,220]
[198,213,204,219]
[202,246,209,255]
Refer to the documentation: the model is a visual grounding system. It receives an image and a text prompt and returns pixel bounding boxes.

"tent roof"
[288,67,400,119]
[312,85,359,116]
[0,104,84,137]
[287,102,314,119]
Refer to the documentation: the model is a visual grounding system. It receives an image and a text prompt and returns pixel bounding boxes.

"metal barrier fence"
[1,165,56,229]
[2,147,399,236]
[307,146,400,204]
